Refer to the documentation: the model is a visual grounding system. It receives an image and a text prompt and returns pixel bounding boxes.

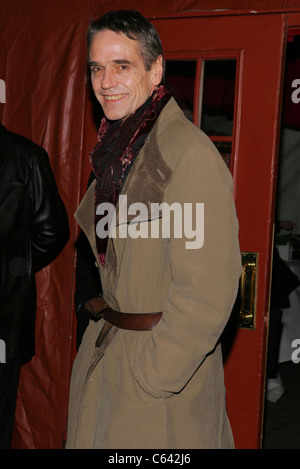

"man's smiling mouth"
[104,94,127,101]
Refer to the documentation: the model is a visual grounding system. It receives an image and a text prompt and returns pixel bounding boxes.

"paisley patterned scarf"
[90,84,172,266]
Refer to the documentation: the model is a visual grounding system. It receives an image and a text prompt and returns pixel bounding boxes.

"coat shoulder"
[154,98,230,177]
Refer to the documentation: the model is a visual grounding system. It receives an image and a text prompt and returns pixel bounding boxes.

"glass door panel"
[201,59,237,170]
[200,59,236,136]
[165,59,197,122]
[165,58,237,171]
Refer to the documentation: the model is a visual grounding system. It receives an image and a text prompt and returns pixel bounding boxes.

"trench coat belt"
[84,297,162,331]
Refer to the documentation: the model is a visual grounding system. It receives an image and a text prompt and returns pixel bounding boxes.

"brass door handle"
[239,252,258,329]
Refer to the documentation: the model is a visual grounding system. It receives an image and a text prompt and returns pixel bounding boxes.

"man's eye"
[120,65,129,71]
[91,66,102,73]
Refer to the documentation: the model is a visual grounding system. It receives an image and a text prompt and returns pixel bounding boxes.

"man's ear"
[152,55,163,86]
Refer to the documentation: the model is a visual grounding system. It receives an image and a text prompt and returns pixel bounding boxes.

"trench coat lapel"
[117,123,173,224]
[74,100,175,301]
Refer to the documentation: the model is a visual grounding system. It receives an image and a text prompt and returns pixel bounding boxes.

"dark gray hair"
[86,10,164,73]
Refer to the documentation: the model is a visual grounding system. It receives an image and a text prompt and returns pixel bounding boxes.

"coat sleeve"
[133,139,242,398]
[27,147,69,272]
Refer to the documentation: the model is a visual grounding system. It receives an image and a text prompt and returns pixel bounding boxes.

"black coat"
[0,124,69,363]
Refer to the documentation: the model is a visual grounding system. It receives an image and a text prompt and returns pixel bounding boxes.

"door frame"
[151,12,286,448]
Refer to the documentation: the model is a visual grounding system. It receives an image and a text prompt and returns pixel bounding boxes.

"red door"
[149,13,285,448]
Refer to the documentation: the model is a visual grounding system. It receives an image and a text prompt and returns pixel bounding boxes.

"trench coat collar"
[74,98,178,259]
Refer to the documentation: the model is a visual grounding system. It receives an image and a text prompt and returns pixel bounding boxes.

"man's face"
[89,29,163,121]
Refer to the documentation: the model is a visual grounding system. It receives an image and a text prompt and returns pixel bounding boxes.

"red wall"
[0,4,89,449]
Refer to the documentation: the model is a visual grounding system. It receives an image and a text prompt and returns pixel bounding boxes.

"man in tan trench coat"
[66,10,241,449]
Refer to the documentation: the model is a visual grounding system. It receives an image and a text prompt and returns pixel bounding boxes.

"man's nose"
[101,68,117,89]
